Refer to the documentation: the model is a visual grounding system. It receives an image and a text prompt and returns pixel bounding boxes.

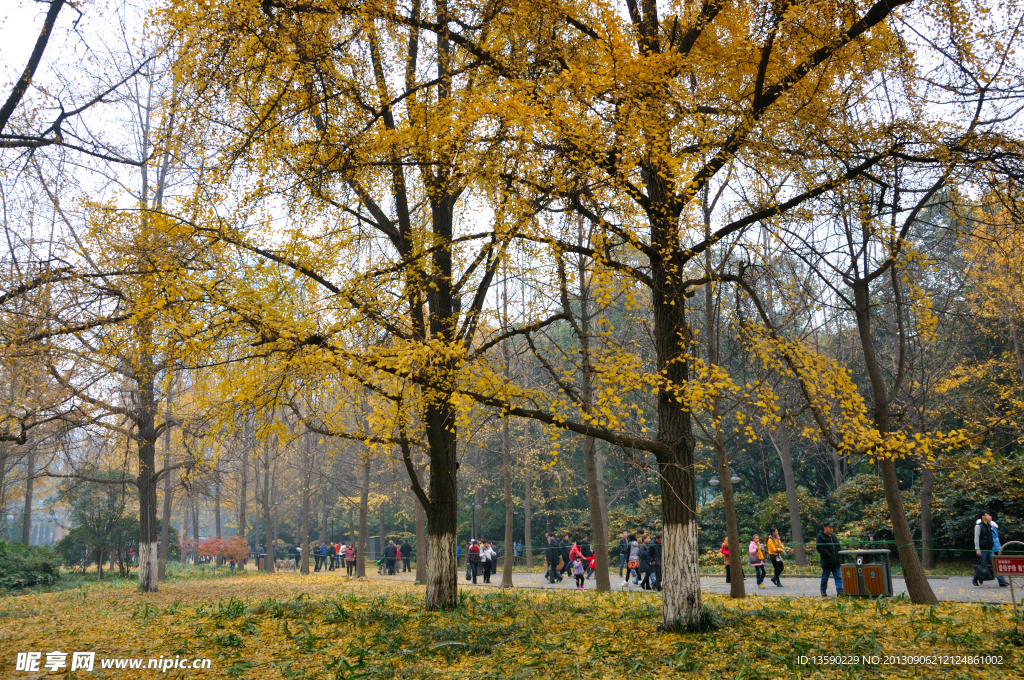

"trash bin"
[839,549,893,597]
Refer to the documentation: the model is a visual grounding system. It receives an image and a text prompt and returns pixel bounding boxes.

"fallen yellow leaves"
[0,572,1019,678]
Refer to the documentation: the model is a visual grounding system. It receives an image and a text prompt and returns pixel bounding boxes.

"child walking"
[572,555,586,589]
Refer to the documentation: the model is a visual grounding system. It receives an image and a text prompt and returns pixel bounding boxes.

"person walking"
[749,534,766,589]
[479,540,495,585]
[467,539,481,584]
[344,544,356,576]
[974,511,1009,587]
[572,554,586,589]
[816,521,844,597]
[721,537,732,583]
[313,542,323,572]
[621,534,640,588]
[545,536,561,583]
[638,535,654,590]
[559,534,573,580]
[383,540,398,575]
[400,539,413,572]
[767,528,785,587]
[618,531,630,578]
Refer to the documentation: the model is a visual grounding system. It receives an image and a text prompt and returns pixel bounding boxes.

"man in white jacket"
[974,512,1008,587]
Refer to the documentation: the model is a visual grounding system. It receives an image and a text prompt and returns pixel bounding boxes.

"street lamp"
[730,472,740,484]
[463,503,483,540]
[709,476,719,486]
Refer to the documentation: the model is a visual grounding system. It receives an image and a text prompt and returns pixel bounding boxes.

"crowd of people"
[615,530,663,590]
[464,538,499,584]
[281,538,414,576]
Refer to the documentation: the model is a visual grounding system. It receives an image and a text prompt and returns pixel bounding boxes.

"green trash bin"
[839,549,893,597]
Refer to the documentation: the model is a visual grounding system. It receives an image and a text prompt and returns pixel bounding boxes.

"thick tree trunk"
[136,368,161,592]
[500,415,515,588]
[651,212,703,628]
[920,464,934,569]
[158,395,174,581]
[423,399,459,610]
[21,449,33,544]
[773,423,807,566]
[356,458,369,577]
[414,493,427,583]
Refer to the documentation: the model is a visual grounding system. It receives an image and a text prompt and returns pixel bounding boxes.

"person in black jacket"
[545,536,561,583]
[383,540,398,575]
[617,531,629,577]
[638,536,653,590]
[559,534,573,579]
[400,540,413,572]
[816,522,844,597]
[651,535,663,591]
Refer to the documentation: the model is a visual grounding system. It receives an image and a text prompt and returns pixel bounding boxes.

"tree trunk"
[300,435,312,575]
[96,549,104,580]
[575,249,611,592]
[920,464,934,569]
[524,440,533,568]
[595,441,609,545]
[422,399,459,611]
[180,499,189,564]
[261,453,274,573]
[378,499,387,546]
[414,493,427,583]
[356,458,369,577]
[704,260,745,598]
[238,450,248,547]
[214,475,222,539]
[773,422,806,566]
[21,448,34,544]
[853,280,936,604]
[651,210,703,628]
[500,414,515,588]
[192,495,200,562]
[158,386,174,581]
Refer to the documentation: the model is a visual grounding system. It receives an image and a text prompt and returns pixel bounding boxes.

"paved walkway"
[364,569,1016,604]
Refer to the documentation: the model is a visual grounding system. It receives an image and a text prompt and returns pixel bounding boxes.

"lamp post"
[463,503,483,540]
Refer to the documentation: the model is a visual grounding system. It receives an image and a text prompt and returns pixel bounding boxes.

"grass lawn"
[1,569,1020,678]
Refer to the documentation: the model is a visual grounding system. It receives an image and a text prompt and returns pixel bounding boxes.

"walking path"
[364,569,1016,604]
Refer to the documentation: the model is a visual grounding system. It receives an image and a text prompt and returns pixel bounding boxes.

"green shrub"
[0,541,62,590]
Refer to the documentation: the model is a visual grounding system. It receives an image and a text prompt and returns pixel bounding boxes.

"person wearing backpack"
[974,511,1009,587]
